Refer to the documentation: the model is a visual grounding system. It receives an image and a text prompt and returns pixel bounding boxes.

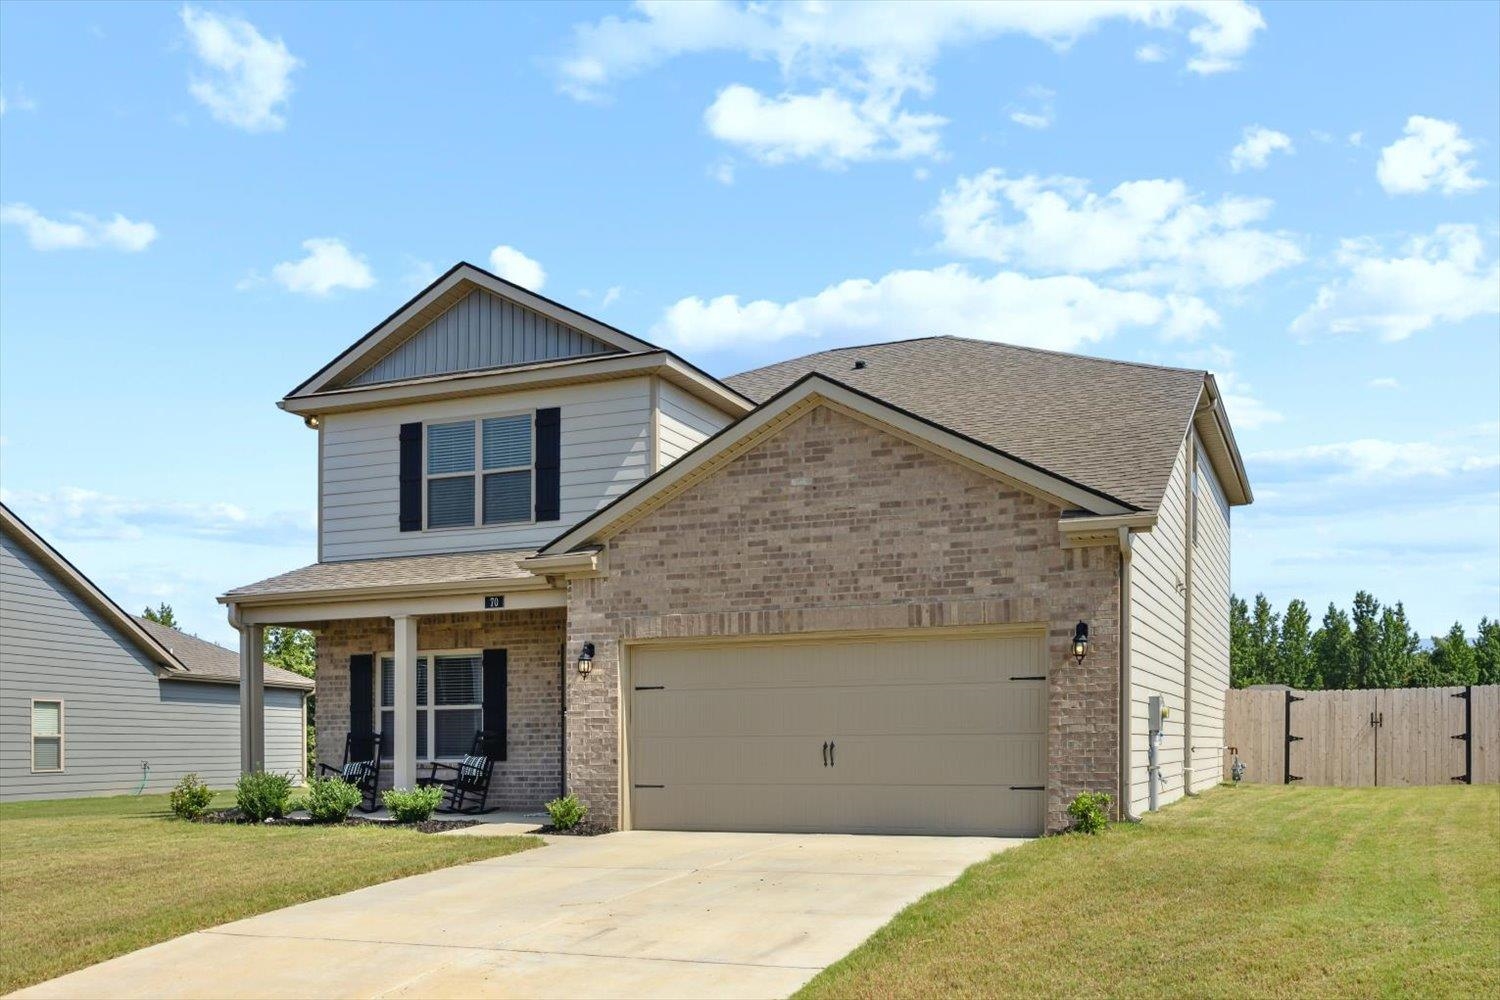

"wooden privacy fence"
[1224,685,1500,786]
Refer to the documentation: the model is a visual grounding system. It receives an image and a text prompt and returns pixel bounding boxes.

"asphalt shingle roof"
[224,549,535,600]
[135,618,312,690]
[725,336,1206,511]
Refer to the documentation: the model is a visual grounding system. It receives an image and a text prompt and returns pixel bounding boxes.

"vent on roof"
[852,360,867,370]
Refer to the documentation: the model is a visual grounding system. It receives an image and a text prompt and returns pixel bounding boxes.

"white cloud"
[180,6,300,132]
[488,245,547,290]
[1173,344,1280,430]
[561,2,1265,98]
[0,203,157,252]
[1007,84,1055,130]
[1367,377,1400,390]
[1290,224,1499,340]
[1135,43,1168,63]
[651,264,1217,353]
[709,159,736,185]
[0,487,314,546]
[932,171,1303,290]
[704,83,943,165]
[1229,125,1293,172]
[601,285,623,307]
[1376,116,1486,195]
[1252,436,1500,482]
[400,256,439,290]
[562,2,1264,165]
[0,85,37,115]
[1346,131,1363,147]
[270,238,375,296]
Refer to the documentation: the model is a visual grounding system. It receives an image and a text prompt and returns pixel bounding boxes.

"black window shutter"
[398,422,422,531]
[349,654,374,746]
[535,407,561,522]
[482,648,508,761]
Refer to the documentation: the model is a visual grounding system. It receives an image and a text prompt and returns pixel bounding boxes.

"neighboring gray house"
[0,503,310,802]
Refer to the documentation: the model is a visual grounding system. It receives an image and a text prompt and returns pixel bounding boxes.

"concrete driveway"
[18,830,1022,999]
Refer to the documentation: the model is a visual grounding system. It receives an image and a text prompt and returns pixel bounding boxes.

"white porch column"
[238,624,265,775]
[392,615,419,789]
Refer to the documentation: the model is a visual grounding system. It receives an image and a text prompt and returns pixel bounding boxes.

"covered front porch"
[221,550,571,811]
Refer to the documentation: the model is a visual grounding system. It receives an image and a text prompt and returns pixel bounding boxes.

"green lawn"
[802,785,1500,999]
[0,792,540,994]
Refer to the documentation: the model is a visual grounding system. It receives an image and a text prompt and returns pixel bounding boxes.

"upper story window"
[426,413,534,530]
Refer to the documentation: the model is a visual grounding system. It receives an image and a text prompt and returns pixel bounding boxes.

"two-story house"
[223,261,1252,835]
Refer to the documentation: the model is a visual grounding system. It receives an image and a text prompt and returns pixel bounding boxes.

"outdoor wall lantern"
[1071,622,1090,665]
[576,642,596,676]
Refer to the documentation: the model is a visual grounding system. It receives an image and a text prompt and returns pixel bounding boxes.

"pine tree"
[1248,593,1281,687]
[1428,622,1478,686]
[1277,599,1315,687]
[1367,602,1419,688]
[1230,595,1254,688]
[1475,618,1500,685]
[141,602,181,629]
[1350,590,1381,688]
[1313,603,1355,690]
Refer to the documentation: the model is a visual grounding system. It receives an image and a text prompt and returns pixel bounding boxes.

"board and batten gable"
[0,530,303,801]
[344,288,618,388]
[655,378,735,467]
[320,378,655,560]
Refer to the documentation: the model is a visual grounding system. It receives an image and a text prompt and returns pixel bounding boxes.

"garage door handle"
[822,741,829,767]
[829,741,835,766]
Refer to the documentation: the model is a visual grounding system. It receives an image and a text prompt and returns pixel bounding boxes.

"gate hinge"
[1288,694,1305,703]
[1451,689,1471,700]
[1288,774,1303,782]
[1452,733,1469,741]
[1288,735,1304,742]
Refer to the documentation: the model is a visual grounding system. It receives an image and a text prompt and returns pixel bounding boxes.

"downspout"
[1182,436,1198,796]
[1118,526,1143,822]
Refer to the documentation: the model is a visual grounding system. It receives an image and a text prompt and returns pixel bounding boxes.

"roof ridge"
[932,335,1208,377]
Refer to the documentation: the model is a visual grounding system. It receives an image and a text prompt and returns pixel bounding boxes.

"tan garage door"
[628,632,1047,836]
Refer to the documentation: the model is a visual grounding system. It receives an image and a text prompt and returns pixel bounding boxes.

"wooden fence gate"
[1224,685,1500,786]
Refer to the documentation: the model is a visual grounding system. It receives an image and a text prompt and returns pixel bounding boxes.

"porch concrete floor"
[16,830,1023,999]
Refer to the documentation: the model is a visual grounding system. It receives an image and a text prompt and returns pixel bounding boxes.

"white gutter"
[1118,525,1143,823]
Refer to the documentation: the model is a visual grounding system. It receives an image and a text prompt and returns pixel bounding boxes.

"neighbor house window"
[31,700,63,772]
[425,414,534,529]
[378,653,484,760]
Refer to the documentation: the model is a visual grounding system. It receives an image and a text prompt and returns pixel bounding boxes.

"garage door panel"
[633,636,1046,691]
[628,633,1047,836]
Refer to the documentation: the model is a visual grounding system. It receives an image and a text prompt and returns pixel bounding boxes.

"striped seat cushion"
[341,761,371,783]
[458,754,487,783]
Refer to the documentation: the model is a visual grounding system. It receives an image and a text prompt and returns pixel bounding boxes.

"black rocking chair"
[317,732,384,813]
[418,730,504,814]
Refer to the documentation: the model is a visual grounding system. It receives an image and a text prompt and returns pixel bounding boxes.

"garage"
[626,631,1048,836]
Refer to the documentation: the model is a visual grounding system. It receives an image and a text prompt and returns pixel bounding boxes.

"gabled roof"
[135,618,312,691]
[1,503,185,676]
[725,336,1251,510]
[286,262,658,398]
[538,371,1142,556]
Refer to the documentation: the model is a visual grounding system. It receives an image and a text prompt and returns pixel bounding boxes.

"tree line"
[1230,591,1499,690]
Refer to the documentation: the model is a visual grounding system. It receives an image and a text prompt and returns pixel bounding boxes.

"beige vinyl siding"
[1127,435,1191,814]
[319,378,654,560]
[1,532,305,801]
[655,378,734,468]
[1187,436,1232,792]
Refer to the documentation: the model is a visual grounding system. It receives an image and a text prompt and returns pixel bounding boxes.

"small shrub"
[236,771,294,822]
[382,786,444,823]
[1066,791,1112,835]
[544,793,588,830]
[300,776,364,823]
[169,773,214,820]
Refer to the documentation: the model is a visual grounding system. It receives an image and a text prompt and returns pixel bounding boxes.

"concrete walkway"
[17,830,1023,999]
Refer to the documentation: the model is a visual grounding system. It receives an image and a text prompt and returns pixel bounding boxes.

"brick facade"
[314,607,564,811]
[564,404,1121,832]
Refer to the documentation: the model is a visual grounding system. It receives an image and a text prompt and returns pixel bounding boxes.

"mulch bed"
[196,809,478,834]
[537,820,612,836]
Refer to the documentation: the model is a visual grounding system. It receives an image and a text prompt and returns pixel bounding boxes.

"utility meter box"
[1149,694,1166,733]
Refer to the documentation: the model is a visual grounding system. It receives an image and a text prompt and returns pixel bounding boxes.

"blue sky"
[2,1,1497,646]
